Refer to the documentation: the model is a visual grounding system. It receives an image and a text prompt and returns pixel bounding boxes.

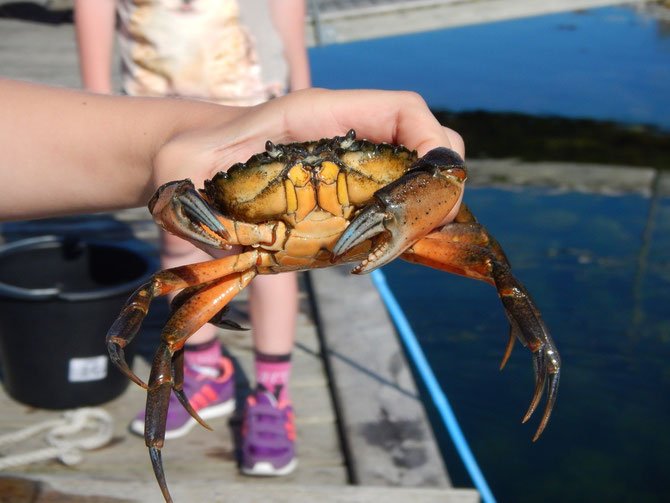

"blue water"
[385,188,670,502]
[309,4,670,502]
[310,5,670,129]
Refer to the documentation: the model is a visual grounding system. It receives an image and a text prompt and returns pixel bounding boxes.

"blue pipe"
[371,269,497,503]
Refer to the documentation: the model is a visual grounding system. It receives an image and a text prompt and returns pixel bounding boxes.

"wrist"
[147,99,245,195]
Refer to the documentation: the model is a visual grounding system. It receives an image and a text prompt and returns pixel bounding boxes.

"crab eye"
[339,129,356,149]
[265,141,283,158]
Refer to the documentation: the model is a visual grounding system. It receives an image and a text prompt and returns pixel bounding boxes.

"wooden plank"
[0,260,347,495]
[306,0,648,45]
[9,475,481,503]
[0,352,346,483]
[308,266,461,489]
[467,159,658,196]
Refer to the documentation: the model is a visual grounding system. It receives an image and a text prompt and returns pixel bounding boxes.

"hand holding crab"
[0,80,560,503]
[107,128,560,502]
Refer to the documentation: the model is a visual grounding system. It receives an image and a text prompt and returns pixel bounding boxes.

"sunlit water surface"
[310,5,670,129]
[384,188,670,502]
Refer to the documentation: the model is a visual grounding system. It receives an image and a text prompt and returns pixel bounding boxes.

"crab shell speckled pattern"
[199,130,463,272]
[203,132,417,224]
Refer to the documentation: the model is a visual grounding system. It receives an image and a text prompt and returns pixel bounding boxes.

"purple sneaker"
[240,386,297,476]
[130,357,235,439]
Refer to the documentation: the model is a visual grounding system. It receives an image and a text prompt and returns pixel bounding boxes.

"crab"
[106,130,560,502]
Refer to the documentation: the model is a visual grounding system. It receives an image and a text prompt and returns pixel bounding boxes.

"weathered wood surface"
[468,160,670,197]
[0,272,348,488]
[306,0,647,45]
[0,208,478,501]
[2,475,481,503]
[308,267,468,492]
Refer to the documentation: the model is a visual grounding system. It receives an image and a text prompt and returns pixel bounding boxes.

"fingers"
[164,88,465,188]
[303,89,457,156]
[443,126,465,159]
[248,88,462,158]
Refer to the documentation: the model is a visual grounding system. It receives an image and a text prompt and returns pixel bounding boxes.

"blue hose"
[371,269,497,503]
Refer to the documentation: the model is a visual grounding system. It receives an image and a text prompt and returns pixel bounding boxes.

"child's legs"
[248,272,298,354]
[249,272,298,402]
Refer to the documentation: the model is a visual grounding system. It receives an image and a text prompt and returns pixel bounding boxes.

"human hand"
[0,81,463,222]
[153,88,464,189]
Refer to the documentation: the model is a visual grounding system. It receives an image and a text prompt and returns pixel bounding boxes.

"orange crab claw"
[332,147,466,273]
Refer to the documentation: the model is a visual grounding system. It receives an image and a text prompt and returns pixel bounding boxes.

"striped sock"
[184,339,223,377]
[254,350,292,403]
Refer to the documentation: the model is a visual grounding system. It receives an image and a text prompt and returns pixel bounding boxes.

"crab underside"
[105,130,560,503]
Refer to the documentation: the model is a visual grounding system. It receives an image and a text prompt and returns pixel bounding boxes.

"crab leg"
[170,285,249,331]
[447,203,522,369]
[106,251,260,388]
[332,147,559,439]
[401,224,560,441]
[145,269,256,503]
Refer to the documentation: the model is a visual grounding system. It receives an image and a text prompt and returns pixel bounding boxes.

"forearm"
[0,83,462,224]
[0,79,230,221]
[269,0,311,91]
[74,0,116,93]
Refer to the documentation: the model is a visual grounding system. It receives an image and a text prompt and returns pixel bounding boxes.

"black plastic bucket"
[0,235,153,409]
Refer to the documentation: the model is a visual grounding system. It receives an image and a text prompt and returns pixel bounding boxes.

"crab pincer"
[149,180,231,250]
[334,147,560,440]
[333,147,466,271]
[491,272,560,440]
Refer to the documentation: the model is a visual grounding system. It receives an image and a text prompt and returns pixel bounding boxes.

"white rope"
[0,407,114,470]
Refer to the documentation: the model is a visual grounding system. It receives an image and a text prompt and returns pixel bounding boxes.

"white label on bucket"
[68,356,108,382]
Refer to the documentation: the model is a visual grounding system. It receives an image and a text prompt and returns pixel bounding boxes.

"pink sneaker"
[240,386,297,476]
[130,357,235,439]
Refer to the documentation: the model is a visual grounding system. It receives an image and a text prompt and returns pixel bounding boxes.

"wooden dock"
[306,0,649,45]
[0,208,478,502]
[0,4,547,500]
[0,262,345,501]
